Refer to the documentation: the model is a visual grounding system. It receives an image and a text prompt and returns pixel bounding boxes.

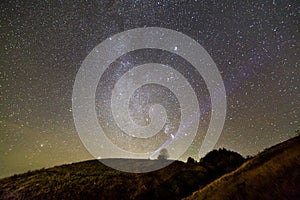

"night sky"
[1,0,299,177]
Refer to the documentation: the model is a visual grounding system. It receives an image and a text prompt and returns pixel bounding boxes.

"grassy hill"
[185,136,300,200]
[0,136,299,200]
[0,151,244,199]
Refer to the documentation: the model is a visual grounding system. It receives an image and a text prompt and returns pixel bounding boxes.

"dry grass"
[1,137,298,200]
[184,136,300,200]
[0,154,244,200]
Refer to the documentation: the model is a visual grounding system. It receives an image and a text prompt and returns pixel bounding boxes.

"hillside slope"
[1,136,298,200]
[0,152,243,200]
[185,136,300,200]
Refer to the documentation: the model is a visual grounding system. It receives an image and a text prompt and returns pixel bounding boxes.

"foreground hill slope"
[0,152,244,200]
[185,136,300,200]
[1,136,298,199]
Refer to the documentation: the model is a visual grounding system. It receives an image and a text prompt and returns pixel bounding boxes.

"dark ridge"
[1,136,299,200]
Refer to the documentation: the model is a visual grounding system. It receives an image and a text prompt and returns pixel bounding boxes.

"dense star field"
[1,0,299,178]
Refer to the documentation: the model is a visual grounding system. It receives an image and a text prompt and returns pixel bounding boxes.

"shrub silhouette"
[187,157,196,164]
[157,148,169,160]
[199,148,245,180]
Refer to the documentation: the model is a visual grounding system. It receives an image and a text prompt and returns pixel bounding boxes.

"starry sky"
[1,0,299,177]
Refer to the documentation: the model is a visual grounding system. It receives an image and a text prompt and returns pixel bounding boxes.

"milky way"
[1,0,299,176]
